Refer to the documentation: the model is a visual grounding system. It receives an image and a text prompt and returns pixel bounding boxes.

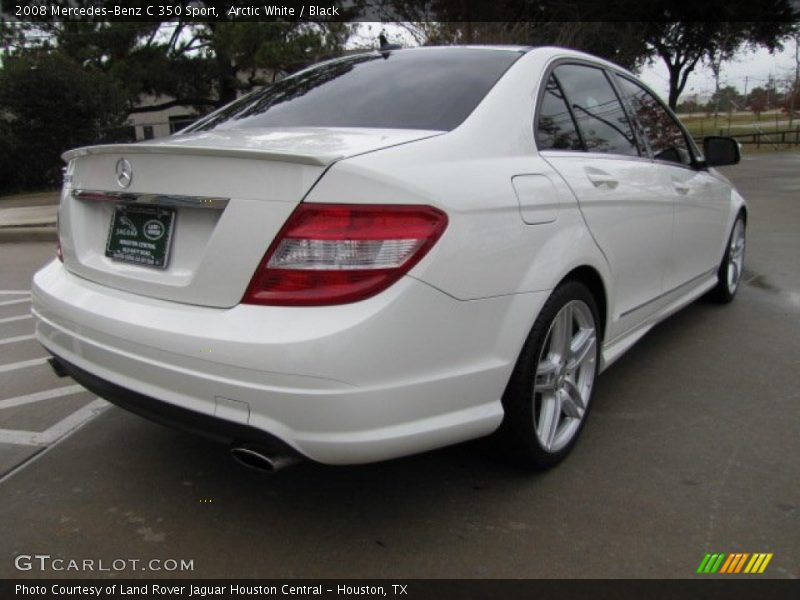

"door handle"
[585,170,619,189]
[671,179,690,195]
[673,185,690,195]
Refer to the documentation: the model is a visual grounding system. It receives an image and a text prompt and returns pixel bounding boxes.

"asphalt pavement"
[0,154,798,579]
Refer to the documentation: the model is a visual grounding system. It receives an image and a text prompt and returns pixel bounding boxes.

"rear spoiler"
[62,143,331,167]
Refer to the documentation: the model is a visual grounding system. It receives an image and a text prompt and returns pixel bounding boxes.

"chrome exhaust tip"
[230,445,302,473]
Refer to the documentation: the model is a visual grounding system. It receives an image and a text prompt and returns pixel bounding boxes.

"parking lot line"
[0,384,85,410]
[0,314,32,324]
[0,428,44,446]
[0,291,31,295]
[0,358,50,374]
[0,398,107,447]
[0,298,30,307]
[0,334,37,346]
[34,398,108,442]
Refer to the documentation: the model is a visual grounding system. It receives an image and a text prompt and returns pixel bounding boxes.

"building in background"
[127,66,288,141]
[128,95,198,141]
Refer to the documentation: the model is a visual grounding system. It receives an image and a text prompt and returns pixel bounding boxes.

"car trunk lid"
[58,127,441,308]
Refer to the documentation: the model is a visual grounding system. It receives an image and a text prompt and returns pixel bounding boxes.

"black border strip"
[4,0,799,23]
[2,579,798,600]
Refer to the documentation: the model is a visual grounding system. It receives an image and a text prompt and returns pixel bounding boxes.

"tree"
[764,75,782,111]
[641,1,797,109]
[0,51,128,192]
[783,79,800,122]
[381,0,797,109]
[746,87,769,118]
[788,32,800,126]
[2,4,357,115]
[0,5,361,192]
[676,98,702,114]
[380,2,653,70]
[421,21,652,70]
[705,86,744,114]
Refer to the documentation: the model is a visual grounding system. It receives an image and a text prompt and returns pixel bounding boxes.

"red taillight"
[242,203,448,306]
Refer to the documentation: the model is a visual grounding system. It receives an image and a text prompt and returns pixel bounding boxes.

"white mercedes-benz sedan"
[32,46,746,471]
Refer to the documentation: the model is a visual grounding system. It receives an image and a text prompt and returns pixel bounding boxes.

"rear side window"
[536,75,583,150]
[615,75,692,165]
[185,49,521,133]
[552,64,638,157]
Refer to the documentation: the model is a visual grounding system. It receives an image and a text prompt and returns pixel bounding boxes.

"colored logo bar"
[696,553,773,574]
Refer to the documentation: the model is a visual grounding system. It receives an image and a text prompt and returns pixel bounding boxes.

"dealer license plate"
[105,205,176,269]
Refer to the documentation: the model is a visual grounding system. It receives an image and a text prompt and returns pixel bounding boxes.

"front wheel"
[709,214,746,303]
[499,281,600,469]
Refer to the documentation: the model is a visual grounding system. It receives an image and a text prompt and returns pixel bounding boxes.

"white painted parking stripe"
[35,398,108,444]
[0,384,85,410]
[0,334,36,346]
[0,429,41,446]
[0,314,32,324]
[0,298,30,307]
[0,357,49,374]
[0,398,108,447]
[0,290,31,295]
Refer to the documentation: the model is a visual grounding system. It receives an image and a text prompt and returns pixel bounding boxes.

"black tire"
[498,280,600,470]
[708,213,746,304]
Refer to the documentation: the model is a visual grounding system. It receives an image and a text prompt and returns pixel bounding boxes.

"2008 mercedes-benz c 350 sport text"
[32,46,747,471]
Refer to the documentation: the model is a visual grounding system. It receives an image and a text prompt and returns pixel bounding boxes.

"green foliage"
[0,11,354,192]
[640,1,797,108]
[4,11,354,112]
[187,21,354,105]
[706,86,744,113]
[381,5,654,72]
[676,98,702,114]
[783,82,800,117]
[746,87,770,116]
[0,51,129,192]
[384,0,798,108]
[0,0,796,193]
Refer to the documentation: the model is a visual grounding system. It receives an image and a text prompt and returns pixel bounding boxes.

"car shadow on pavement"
[4,291,792,579]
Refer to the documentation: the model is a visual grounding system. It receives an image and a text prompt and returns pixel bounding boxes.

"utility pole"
[711,54,722,129]
[742,76,749,122]
[790,34,799,129]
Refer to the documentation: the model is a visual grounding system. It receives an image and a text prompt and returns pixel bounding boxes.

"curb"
[0,226,57,243]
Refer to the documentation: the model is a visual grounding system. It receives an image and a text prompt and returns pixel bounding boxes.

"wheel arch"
[558,265,608,342]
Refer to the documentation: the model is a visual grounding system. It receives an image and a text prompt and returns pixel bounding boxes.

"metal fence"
[729,128,800,148]
[691,127,800,149]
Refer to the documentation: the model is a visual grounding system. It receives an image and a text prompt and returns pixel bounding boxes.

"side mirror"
[703,136,741,167]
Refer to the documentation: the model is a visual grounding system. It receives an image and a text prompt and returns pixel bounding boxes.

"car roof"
[374,45,635,77]
[397,44,533,53]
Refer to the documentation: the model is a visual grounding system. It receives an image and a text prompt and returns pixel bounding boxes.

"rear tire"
[709,214,746,304]
[498,281,600,469]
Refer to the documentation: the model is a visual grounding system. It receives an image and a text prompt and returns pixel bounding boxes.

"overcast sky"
[638,43,800,101]
[356,23,799,103]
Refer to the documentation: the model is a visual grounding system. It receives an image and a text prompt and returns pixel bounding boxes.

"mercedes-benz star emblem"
[115,158,133,189]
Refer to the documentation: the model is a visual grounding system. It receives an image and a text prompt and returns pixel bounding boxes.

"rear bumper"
[51,355,299,456]
[32,260,546,464]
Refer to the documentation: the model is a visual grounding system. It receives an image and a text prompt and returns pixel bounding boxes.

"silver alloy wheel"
[727,219,746,293]
[533,300,597,453]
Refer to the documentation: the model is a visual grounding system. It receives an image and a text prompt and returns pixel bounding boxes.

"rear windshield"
[185,48,522,133]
